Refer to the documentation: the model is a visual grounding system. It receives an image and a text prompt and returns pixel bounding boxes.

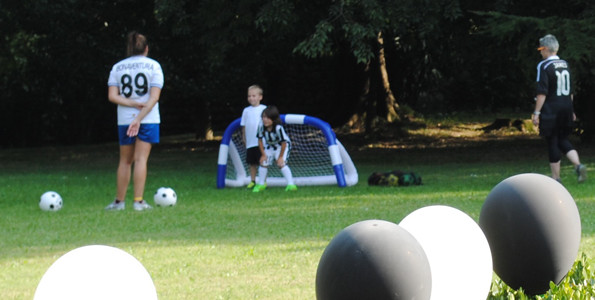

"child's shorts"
[246,147,261,165]
[262,146,289,167]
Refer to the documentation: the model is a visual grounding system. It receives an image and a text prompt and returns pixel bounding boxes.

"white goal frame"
[216,114,358,188]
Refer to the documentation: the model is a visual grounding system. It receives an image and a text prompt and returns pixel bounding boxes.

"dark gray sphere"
[316,220,431,300]
[479,173,581,295]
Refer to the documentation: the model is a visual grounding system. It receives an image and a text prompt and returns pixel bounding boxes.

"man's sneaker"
[285,184,298,192]
[576,164,587,183]
[105,200,125,211]
[252,184,266,193]
[246,181,256,189]
[133,200,152,211]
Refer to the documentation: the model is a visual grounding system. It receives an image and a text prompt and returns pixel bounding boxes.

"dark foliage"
[2,0,595,147]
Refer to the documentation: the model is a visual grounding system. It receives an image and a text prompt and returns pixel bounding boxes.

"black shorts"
[246,147,261,165]
[539,100,574,137]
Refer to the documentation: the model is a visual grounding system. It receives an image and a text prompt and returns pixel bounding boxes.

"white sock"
[281,166,294,185]
[258,167,268,185]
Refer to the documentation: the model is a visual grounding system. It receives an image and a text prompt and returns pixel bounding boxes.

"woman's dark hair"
[262,105,282,128]
[127,31,148,56]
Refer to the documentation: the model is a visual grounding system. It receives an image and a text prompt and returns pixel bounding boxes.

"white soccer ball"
[40,191,63,211]
[154,187,177,207]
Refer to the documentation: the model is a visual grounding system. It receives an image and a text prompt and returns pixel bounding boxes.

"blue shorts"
[118,124,160,145]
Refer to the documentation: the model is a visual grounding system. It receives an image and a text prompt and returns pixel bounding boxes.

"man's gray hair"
[539,34,559,52]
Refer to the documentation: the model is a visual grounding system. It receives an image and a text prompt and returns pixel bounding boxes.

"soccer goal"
[216,114,358,188]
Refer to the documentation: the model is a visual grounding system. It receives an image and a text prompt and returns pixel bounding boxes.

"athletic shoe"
[246,181,256,189]
[285,184,298,192]
[105,200,125,211]
[133,200,152,211]
[576,164,587,183]
[252,184,266,193]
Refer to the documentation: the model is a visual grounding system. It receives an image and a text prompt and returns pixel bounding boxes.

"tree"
[288,0,463,132]
[154,0,358,138]
[5,0,595,146]
[0,0,158,146]
[475,1,595,140]
[154,0,281,139]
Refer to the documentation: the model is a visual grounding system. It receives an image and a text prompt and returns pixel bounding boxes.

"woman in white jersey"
[253,105,297,192]
[105,31,164,211]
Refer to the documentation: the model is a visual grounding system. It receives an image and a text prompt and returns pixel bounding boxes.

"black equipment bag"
[367,170,422,186]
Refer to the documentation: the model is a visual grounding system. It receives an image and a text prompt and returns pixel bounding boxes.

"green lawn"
[0,129,593,299]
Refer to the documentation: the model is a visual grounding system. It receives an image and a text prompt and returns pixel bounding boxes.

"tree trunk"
[377,31,400,123]
[343,32,402,134]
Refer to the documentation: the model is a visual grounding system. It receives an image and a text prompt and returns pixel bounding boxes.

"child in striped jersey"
[253,106,297,192]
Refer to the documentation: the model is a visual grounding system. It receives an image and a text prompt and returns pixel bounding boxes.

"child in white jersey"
[253,105,297,192]
[240,85,266,189]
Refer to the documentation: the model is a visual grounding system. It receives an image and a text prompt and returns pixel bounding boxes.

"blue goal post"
[216,114,358,189]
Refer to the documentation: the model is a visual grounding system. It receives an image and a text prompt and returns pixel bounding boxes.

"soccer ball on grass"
[154,187,177,207]
[40,191,63,211]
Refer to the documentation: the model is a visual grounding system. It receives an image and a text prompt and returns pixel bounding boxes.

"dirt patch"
[336,120,541,151]
[156,119,544,153]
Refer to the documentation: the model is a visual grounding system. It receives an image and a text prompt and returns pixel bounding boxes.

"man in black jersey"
[532,34,586,183]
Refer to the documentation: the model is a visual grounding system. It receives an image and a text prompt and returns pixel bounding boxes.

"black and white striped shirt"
[257,124,290,150]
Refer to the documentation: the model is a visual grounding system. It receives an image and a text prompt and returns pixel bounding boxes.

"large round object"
[479,173,581,295]
[39,191,63,211]
[154,187,177,207]
[316,219,432,300]
[34,245,158,300]
[399,205,493,300]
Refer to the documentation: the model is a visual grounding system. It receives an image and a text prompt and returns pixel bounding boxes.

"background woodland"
[3,0,595,147]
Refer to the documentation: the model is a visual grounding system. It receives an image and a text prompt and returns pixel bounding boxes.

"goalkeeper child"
[252,105,297,192]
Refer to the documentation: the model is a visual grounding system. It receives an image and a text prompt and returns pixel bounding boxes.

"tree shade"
[2,0,595,146]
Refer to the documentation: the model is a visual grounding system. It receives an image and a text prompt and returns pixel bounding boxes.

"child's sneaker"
[252,184,266,193]
[105,200,125,211]
[133,200,152,211]
[246,181,256,189]
[285,184,298,192]
[576,164,587,183]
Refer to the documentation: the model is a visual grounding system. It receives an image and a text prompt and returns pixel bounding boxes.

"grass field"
[0,118,594,299]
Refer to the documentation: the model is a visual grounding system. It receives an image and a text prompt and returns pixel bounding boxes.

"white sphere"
[34,245,158,300]
[154,187,177,207]
[399,205,493,300]
[39,191,63,211]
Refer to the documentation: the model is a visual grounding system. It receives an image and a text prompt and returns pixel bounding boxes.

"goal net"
[217,114,358,188]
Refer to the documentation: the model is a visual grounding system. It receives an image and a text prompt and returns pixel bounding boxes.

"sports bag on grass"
[367,170,422,186]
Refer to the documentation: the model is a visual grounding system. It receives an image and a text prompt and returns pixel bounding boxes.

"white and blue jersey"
[108,55,164,125]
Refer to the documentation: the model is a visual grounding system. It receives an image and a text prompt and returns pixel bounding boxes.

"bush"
[488,253,595,299]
